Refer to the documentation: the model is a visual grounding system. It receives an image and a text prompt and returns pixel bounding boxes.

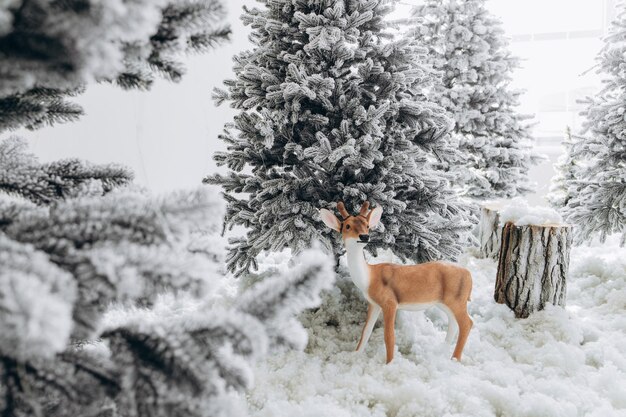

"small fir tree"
[412,0,537,200]
[548,127,581,209]
[0,0,231,133]
[206,0,473,275]
[561,4,626,244]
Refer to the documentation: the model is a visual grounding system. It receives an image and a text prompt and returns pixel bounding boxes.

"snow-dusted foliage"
[412,0,537,200]
[237,248,336,350]
[0,235,76,361]
[0,183,229,415]
[2,249,333,417]
[0,141,336,416]
[0,136,133,203]
[0,0,164,95]
[206,0,474,275]
[1,187,225,339]
[0,0,231,132]
[0,139,225,341]
[548,127,582,209]
[116,0,231,90]
[0,346,121,417]
[560,4,626,245]
[100,249,334,417]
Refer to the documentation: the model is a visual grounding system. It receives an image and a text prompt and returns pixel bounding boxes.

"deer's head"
[320,201,383,245]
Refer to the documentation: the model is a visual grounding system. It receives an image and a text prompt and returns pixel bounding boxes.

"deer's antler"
[336,201,350,219]
[359,201,370,217]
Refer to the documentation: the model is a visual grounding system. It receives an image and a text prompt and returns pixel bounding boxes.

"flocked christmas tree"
[411,0,537,200]
[0,137,335,417]
[0,0,231,133]
[548,126,581,209]
[0,2,338,415]
[560,4,626,245]
[206,0,473,275]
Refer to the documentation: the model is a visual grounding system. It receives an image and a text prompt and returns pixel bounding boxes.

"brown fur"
[365,261,473,363]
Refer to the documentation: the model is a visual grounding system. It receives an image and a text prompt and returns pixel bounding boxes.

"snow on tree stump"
[494,221,572,318]
[478,202,505,259]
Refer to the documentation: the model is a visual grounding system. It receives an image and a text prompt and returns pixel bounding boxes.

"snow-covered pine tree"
[548,127,581,209]
[0,0,230,132]
[0,139,335,417]
[412,0,536,200]
[561,5,626,245]
[206,0,473,275]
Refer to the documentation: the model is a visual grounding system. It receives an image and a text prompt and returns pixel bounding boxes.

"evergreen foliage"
[206,0,473,275]
[0,136,133,204]
[0,140,335,417]
[412,0,537,200]
[0,0,231,132]
[115,0,232,90]
[561,4,626,244]
[0,87,85,133]
[0,140,225,340]
[548,127,581,209]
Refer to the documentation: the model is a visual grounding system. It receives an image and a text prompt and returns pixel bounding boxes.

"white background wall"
[12,0,614,203]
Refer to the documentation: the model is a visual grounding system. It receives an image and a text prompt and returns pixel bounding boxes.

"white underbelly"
[398,302,436,311]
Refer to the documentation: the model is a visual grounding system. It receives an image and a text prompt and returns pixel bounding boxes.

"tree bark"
[478,203,504,259]
[495,222,572,318]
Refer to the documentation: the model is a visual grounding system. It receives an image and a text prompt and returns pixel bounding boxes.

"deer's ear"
[320,209,341,231]
[368,206,383,228]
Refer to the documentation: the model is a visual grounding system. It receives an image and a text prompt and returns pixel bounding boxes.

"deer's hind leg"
[449,302,473,361]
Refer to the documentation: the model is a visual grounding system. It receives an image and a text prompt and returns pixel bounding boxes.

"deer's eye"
[345,225,350,230]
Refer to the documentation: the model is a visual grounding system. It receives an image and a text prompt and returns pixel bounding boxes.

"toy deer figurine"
[320,201,473,363]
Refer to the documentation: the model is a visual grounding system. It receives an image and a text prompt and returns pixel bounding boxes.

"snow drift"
[244,238,626,417]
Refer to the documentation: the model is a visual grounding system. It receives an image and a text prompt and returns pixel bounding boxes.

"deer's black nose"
[359,234,369,242]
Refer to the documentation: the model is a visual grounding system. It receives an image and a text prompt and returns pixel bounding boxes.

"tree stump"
[478,203,505,259]
[495,222,572,318]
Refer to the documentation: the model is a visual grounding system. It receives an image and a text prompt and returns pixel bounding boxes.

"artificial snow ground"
[243,238,626,417]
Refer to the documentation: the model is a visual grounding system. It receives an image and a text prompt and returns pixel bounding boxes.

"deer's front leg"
[383,303,398,364]
[356,303,381,352]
